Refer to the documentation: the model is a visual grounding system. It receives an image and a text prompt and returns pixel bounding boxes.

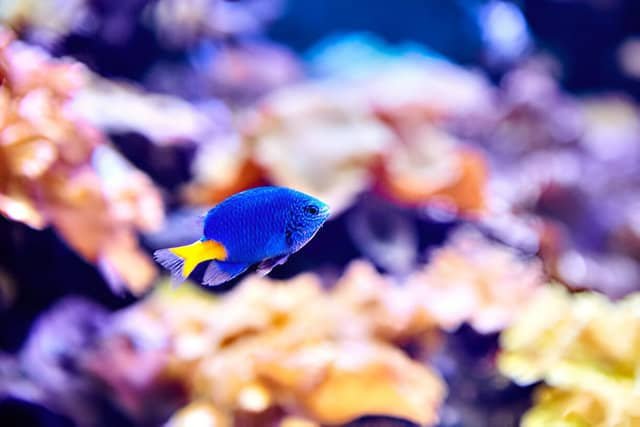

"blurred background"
[0,0,639,426]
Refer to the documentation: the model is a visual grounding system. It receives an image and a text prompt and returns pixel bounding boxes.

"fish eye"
[304,205,319,215]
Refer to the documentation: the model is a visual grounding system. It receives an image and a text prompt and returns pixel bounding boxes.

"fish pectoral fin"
[203,260,249,287]
[256,255,290,276]
[154,239,227,281]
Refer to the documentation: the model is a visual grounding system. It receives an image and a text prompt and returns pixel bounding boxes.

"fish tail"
[153,239,227,282]
[154,249,189,286]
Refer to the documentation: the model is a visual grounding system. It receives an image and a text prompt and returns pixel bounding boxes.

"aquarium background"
[1,0,640,426]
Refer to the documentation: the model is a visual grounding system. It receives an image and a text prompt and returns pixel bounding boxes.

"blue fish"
[154,186,330,286]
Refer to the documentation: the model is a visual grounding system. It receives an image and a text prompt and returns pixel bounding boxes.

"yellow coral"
[499,285,640,427]
[522,388,627,427]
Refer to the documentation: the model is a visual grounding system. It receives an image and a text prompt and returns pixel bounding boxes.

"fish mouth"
[318,204,331,220]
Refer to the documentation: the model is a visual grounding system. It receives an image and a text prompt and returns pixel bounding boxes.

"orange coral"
[0,30,163,293]
[100,229,543,426]
[332,260,436,341]
[334,232,543,337]
[184,62,491,215]
[258,341,443,425]
[379,137,487,215]
[166,401,231,427]
[138,274,445,426]
[406,228,544,333]
[244,81,394,214]
[182,153,264,206]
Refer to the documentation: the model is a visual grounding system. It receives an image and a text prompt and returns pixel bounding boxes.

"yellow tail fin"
[154,240,227,281]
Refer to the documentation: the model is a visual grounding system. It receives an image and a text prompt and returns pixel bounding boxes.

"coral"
[499,285,640,427]
[186,56,491,215]
[0,31,163,293]
[245,81,394,213]
[127,274,445,426]
[407,228,544,334]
